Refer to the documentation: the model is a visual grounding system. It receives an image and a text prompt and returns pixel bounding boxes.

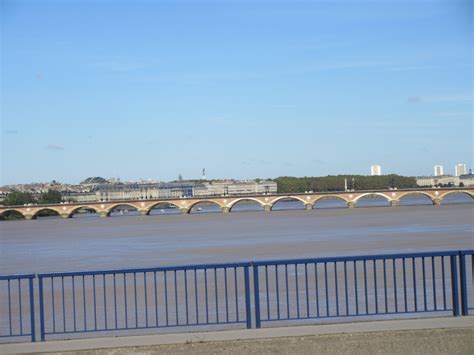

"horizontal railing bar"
[43,321,247,335]
[0,334,32,338]
[37,262,252,278]
[260,309,454,323]
[252,250,461,266]
[0,274,35,280]
[12,250,466,279]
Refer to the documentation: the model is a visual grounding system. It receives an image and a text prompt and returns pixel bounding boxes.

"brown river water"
[1,198,473,275]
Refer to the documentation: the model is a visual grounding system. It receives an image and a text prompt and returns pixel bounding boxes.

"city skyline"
[2,160,471,188]
[1,0,473,185]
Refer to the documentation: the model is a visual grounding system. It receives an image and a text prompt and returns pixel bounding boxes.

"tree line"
[274,175,418,193]
[2,189,63,207]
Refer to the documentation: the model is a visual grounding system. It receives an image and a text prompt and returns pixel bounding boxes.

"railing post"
[243,266,252,329]
[38,276,46,341]
[450,255,460,317]
[29,277,36,342]
[253,265,261,329]
[459,252,468,315]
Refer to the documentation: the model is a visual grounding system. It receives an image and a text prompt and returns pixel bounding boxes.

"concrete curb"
[1,316,473,354]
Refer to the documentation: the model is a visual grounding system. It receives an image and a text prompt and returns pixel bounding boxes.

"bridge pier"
[347,201,356,208]
[60,213,71,219]
[99,211,108,218]
[222,206,230,213]
[24,214,35,220]
[304,203,313,210]
[264,205,271,212]
[433,198,442,206]
[180,208,190,214]
[390,200,399,208]
[139,210,149,216]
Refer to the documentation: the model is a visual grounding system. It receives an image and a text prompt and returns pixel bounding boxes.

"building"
[434,165,444,177]
[59,180,278,202]
[195,180,277,197]
[370,165,382,176]
[92,182,206,201]
[416,175,459,187]
[455,163,467,177]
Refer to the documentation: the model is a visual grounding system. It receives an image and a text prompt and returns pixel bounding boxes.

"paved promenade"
[1,316,473,354]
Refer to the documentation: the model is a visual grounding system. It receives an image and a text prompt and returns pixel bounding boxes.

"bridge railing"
[0,274,36,342]
[0,250,473,343]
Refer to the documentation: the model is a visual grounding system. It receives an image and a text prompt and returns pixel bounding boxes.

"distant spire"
[202,168,206,180]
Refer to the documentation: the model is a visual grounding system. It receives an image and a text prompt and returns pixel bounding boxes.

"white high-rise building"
[434,165,444,176]
[455,163,467,177]
[370,165,382,176]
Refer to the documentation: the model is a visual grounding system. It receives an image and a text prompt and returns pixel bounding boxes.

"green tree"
[38,189,63,204]
[2,191,36,206]
[274,175,418,193]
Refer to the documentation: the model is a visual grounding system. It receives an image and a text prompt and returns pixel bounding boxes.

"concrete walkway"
[1,316,473,354]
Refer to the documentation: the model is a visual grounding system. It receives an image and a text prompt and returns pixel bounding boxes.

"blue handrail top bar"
[252,250,464,266]
[0,273,35,281]
[37,261,252,278]
[8,249,470,279]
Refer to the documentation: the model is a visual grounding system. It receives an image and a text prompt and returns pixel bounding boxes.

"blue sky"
[1,0,473,184]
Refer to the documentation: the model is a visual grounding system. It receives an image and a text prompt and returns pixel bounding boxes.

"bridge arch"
[0,209,26,220]
[313,195,349,208]
[397,192,434,206]
[106,203,139,216]
[146,201,181,215]
[354,193,391,207]
[270,196,307,210]
[33,208,62,219]
[439,190,474,204]
[229,198,265,212]
[67,205,101,218]
[188,200,223,213]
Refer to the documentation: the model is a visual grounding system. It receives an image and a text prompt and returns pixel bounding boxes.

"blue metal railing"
[0,274,36,342]
[252,251,466,328]
[0,250,473,343]
[459,250,474,315]
[37,262,252,341]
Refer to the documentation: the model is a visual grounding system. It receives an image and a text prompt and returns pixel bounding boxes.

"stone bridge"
[1,188,473,220]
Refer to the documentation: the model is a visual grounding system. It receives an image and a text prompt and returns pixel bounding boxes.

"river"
[1,196,473,275]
